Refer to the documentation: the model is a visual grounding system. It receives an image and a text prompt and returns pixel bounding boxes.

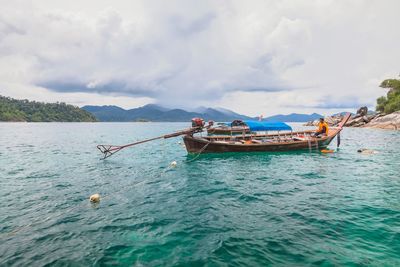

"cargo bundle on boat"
[206,120,251,135]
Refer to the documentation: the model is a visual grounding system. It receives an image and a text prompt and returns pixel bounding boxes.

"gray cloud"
[38,80,156,97]
[0,20,25,37]
[235,86,291,93]
[310,102,371,110]
[0,0,399,115]
[287,96,374,110]
[169,12,216,37]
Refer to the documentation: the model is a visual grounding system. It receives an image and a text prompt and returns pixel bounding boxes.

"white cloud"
[0,0,399,116]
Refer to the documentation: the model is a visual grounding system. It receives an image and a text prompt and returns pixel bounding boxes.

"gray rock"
[357,148,378,154]
[303,121,313,126]
[357,106,368,116]
[363,111,400,130]
[362,116,370,123]
[347,116,366,127]
[323,115,343,126]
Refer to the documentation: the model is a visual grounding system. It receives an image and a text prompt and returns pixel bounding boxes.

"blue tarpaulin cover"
[240,121,292,131]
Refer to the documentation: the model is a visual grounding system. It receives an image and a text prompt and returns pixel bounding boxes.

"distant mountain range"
[82,104,253,122]
[82,104,323,122]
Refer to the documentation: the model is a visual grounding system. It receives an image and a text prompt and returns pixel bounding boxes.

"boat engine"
[191,118,205,128]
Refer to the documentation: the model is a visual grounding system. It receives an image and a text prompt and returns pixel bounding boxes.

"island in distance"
[82,104,323,122]
[0,95,97,122]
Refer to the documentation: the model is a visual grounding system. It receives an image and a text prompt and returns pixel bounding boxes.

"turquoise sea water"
[1,122,400,266]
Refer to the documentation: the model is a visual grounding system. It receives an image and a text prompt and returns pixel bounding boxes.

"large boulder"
[345,112,384,127]
[357,106,368,116]
[324,116,336,125]
[304,120,315,126]
[346,116,367,127]
[304,119,319,126]
[362,115,370,123]
[324,115,343,126]
[363,111,400,130]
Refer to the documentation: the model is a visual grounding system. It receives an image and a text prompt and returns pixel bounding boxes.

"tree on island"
[376,78,400,114]
[0,95,97,122]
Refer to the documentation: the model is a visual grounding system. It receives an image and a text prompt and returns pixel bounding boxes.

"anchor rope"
[186,142,210,162]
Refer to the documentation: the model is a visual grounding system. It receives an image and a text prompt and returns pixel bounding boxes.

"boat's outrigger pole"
[97,119,206,159]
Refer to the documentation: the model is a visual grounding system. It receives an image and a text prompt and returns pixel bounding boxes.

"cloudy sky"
[0,0,399,116]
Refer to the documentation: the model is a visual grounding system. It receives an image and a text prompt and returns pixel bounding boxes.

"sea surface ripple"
[0,122,399,266]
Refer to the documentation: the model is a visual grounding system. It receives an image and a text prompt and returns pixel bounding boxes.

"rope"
[186,142,210,162]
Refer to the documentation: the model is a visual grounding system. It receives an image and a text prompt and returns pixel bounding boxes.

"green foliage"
[377,79,400,113]
[376,96,387,113]
[0,95,97,122]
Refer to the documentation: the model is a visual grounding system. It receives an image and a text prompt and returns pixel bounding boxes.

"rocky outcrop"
[363,111,400,130]
[303,115,343,127]
[304,107,370,127]
[303,105,400,130]
[344,107,400,130]
[304,113,351,127]
[303,120,318,126]
[345,113,384,127]
[344,106,375,127]
[356,106,368,117]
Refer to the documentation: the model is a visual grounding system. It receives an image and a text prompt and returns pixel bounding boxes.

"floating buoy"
[89,193,100,203]
[170,161,177,167]
[321,149,334,153]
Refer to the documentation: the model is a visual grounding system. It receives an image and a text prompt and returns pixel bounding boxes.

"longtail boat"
[97,114,351,159]
[184,114,351,153]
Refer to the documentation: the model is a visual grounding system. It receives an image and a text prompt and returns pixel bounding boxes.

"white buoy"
[89,193,100,203]
[170,161,177,167]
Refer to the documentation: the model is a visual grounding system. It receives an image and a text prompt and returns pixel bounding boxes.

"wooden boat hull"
[183,133,335,153]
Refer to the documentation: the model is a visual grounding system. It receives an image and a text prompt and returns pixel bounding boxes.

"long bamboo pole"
[97,127,202,159]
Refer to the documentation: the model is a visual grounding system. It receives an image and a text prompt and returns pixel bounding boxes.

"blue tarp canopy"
[241,120,292,131]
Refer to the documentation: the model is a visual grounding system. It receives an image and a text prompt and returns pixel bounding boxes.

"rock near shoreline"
[364,111,400,130]
[304,107,400,130]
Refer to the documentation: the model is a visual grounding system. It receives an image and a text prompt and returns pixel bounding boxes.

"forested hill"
[0,96,97,122]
